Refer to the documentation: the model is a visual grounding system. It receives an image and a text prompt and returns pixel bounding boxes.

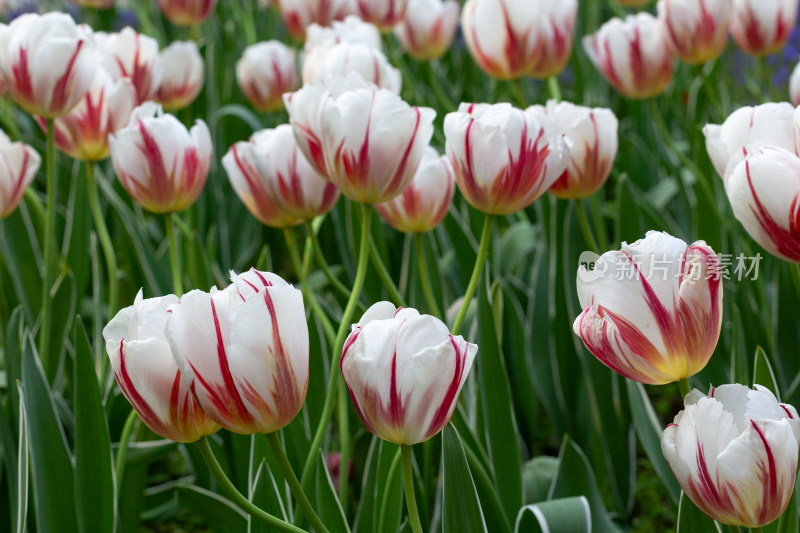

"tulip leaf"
[753,346,781,401]
[442,423,488,533]
[13,382,27,533]
[354,437,403,533]
[514,496,592,533]
[0,200,43,325]
[176,484,248,533]
[676,491,721,533]
[523,456,559,505]
[313,452,351,533]
[72,320,115,533]
[248,460,288,533]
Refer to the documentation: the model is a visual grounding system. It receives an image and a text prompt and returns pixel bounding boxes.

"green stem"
[377,448,403,533]
[369,236,406,306]
[114,409,139,488]
[790,263,800,304]
[304,219,352,301]
[677,378,691,398]
[265,433,329,533]
[299,205,373,492]
[749,528,763,533]
[512,79,526,108]
[86,163,118,317]
[575,200,600,253]
[165,212,184,295]
[336,378,350,512]
[547,76,562,102]
[38,118,56,378]
[451,215,494,336]
[401,445,423,533]
[196,436,307,533]
[426,61,456,112]
[415,233,442,317]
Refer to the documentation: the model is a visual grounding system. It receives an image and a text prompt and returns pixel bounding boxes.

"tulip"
[45,67,137,162]
[157,0,217,25]
[662,384,800,527]
[573,231,723,385]
[166,269,309,434]
[528,100,618,200]
[156,41,204,111]
[304,14,382,51]
[285,78,435,204]
[583,13,675,99]
[303,42,401,92]
[0,131,40,219]
[443,102,567,215]
[374,146,454,233]
[723,145,800,262]
[791,62,800,106]
[0,12,96,118]
[96,27,163,103]
[731,0,799,56]
[393,0,459,61]
[278,0,356,41]
[462,0,578,80]
[354,0,408,31]
[236,41,298,113]
[340,302,477,445]
[703,102,796,179]
[109,103,212,214]
[657,0,732,64]
[222,124,340,228]
[103,291,220,443]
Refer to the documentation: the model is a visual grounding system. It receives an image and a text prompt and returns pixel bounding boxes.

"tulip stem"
[369,236,406,306]
[196,436,308,533]
[304,219,352,302]
[415,233,442,317]
[425,61,456,112]
[677,378,691,398]
[575,200,600,253]
[451,214,494,336]
[789,263,800,304]
[547,76,562,102]
[38,118,56,379]
[512,79,526,108]
[164,213,184,295]
[299,205,373,496]
[114,409,139,489]
[265,433,330,533]
[86,163,119,318]
[401,445,424,533]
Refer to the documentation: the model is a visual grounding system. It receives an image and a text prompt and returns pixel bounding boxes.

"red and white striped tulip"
[156,41,204,111]
[46,67,137,162]
[791,62,800,106]
[583,13,675,99]
[662,384,800,527]
[0,130,40,219]
[97,27,163,103]
[529,100,618,199]
[0,12,96,118]
[657,0,732,64]
[222,124,340,228]
[157,0,217,25]
[573,231,723,385]
[341,302,477,445]
[731,0,798,56]
[103,291,220,443]
[394,0,459,61]
[375,146,454,233]
[303,42,401,92]
[236,41,298,113]
[304,14,382,51]
[703,102,797,179]
[278,0,356,41]
[355,0,408,31]
[444,102,567,215]
[166,269,309,434]
[109,103,212,214]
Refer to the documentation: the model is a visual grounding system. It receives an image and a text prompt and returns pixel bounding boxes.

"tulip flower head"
[304,14,382,51]
[278,0,356,41]
[0,130,40,219]
[0,12,97,117]
[662,384,800,527]
[97,27,163,103]
[573,231,723,385]
[444,102,567,215]
[157,0,218,26]
[156,40,204,111]
[583,13,675,99]
[303,42,401,93]
[341,302,477,445]
[657,0,732,65]
[166,269,309,434]
[731,0,799,57]
[109,103,212,214]
[103,291,221,443]
[355,0,408,31]
[394,0,460,61]
[791,62,800,106]
[222,124,340,228]
[236,41,298,113]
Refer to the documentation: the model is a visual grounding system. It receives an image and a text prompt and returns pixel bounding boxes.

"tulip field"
[4,0,800,532]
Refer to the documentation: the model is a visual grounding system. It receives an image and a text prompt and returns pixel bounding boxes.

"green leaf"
[14,382,28,533]
[753,346,781,401]
[514,496,592,533]
[442,424,488,533]
[72,320,115,533]
[676,491,721,533]
[313,452,351,533]
[523,457,558,504]
[177,484,248,533]
[248,460,288,533]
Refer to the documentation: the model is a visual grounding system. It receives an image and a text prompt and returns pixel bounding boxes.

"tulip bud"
[573,231,723,385]
[45,68,137,162]
[662,384,800,527]
[375,146,454,233]
[278,0,356,41]
[444,102,567,215]
[583,13,675,99]
[109,103,212,214]
[355,0,408,31]
[0,12,97,118]
[236,41,298,113]
[528,100,618,200]
[341,302,477,445]
[156,41,204,111]
[657,0,732,65]
[157,0,217,25]
[731,0,798,57]
[166,269,309,434]
[103,291,221,443]
[394,0,460,61]
[303,42,401,92]
[0,131,40,219]
[97,27,163,103]
[791,62,800,106]
[222,124,340,228]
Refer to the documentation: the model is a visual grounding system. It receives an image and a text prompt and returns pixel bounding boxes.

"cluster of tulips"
[1,0,800,530]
